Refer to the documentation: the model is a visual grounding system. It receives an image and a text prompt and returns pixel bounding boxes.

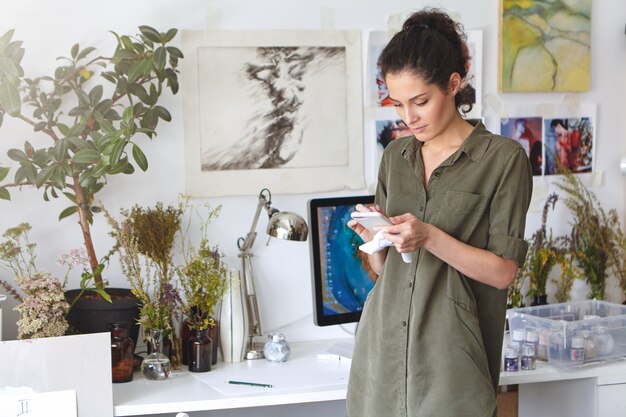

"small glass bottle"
[263,332,291,363]
[188,328,212,373]
[594,325,615,356]
[511,329,525,352]
[570,335,585,364]
[503,345,519,372]
[109,322,135,383]
[520,343,536,370]
[537,330,548,361]
[142,328,172,380]
[525,329,539,356]
[580,330,599,359]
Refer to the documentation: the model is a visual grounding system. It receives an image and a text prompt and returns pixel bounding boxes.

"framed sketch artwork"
[182,30,364,196]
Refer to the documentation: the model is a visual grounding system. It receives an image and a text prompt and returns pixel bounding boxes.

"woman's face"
[384,71,458,143]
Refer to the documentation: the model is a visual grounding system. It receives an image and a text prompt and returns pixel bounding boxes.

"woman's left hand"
[376,213,430,254]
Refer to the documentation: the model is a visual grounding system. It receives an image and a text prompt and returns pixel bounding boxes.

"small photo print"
[501,117,543,176]
[543,117,593,175]
[367,32,393,107]
[375,119,412,150]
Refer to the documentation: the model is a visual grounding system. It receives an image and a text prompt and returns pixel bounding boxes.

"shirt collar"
[400,121,490,164]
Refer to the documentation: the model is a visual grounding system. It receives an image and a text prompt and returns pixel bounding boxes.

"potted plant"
[103,202,183,369]
[177,198,228,367]
[517,193,571,305]
[556,166,626,300]
[0,26,183,333]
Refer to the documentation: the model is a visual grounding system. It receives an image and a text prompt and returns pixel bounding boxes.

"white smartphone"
[350,211,392,234]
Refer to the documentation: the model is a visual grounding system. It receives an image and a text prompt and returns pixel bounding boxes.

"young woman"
[347,9,532,417]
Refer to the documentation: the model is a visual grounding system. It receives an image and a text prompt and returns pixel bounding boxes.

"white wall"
[0,0,625,342]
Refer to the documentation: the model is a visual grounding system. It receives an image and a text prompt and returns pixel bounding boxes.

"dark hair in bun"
[379,8,474,113]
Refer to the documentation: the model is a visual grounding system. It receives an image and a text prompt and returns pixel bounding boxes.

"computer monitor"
[308,195,378,326]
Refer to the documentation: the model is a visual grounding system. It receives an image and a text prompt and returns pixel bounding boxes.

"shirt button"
[401,321,407,327]
[408,282,413,288]
[418,206,424,211]
[434,172,441,177]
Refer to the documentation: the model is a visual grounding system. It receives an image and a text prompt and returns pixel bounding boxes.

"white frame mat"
[182,30,364,196]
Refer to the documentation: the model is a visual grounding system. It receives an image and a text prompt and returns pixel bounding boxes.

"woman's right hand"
[347,203,384,243]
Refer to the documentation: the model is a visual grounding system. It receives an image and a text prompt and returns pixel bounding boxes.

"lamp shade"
[266,211,308,241]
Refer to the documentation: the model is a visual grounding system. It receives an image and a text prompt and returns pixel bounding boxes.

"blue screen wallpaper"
[318,205,376,316]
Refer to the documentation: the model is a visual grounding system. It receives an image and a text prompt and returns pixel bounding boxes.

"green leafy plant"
[556,166,626,300]
[0,26,183,290]
[177,197,228,331]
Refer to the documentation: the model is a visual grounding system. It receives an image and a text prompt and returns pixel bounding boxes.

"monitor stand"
[325,322,358,359]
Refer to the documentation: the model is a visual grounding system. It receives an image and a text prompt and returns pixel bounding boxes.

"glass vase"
[182,312,219,366]
[181,317,192,366]
[208,320,219,365]
[109,322,135,383]
[531,294,548,306]
[141,329,171,380]
[188,328,212,372]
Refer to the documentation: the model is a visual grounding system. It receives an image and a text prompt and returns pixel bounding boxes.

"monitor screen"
[308,195,378,326]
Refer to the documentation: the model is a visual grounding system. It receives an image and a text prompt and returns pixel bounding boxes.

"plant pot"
[65,288,140,346]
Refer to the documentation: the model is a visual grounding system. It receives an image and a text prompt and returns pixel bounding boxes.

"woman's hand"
[348,203,388,276]
[347,203,385,243]
[377,213,431,254]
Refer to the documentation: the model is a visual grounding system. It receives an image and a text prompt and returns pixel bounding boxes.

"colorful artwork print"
[367,33,393,107]
[500,0,591,92]
[544,117,593,175]
[501,117,543,176]
[375,119,412,150]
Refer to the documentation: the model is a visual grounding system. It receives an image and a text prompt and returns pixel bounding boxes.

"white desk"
[501,360,626,417]
[113,339,626,417]
[113,339,349,417]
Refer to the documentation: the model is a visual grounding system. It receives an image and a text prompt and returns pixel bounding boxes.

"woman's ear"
[448,72,462,95]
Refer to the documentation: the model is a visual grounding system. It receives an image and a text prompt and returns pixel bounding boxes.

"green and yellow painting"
[500,0,591,92]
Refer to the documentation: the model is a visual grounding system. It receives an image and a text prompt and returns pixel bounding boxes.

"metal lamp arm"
[237,189,274,253]
[236,189,274,350]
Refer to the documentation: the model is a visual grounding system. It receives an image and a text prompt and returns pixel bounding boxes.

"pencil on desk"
[228,380,273,388]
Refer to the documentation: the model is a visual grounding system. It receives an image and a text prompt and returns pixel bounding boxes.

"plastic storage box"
[507,300,626,368]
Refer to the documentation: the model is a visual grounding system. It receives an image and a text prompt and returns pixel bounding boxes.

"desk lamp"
[237,188,308,359]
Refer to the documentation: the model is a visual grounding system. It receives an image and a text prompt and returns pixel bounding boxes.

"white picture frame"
[182,30,364,196]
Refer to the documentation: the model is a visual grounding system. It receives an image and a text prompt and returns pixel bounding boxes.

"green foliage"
[556,165,626,300]
[177,195,228,331]
[178,240,228,330]
[103,203,182,334]
[122,202,182,285]
[0,26,182,288]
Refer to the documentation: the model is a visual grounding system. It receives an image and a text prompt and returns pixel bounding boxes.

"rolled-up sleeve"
[486,147,533,267]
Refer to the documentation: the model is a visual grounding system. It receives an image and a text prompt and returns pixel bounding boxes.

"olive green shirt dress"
[346,122,533,417]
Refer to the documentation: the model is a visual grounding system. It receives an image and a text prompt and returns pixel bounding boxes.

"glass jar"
[182,315,220,366]
[593,325,615,356]
[188,328,212,372]
[141,328,172,380]
[109,322,135,383]
[263,332,290,363]
[579,330,599,360]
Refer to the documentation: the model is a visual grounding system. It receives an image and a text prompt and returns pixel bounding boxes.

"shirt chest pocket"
[434,190,488,243]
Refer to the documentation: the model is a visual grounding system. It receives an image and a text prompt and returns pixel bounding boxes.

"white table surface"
[113,339,350,416]
[113,338,626,416]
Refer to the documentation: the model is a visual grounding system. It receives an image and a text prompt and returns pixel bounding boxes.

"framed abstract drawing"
[182,30,364,196]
